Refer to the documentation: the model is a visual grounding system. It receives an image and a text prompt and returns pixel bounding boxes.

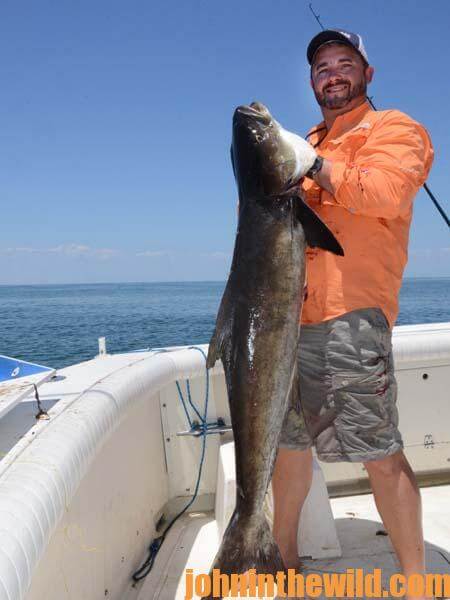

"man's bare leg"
[365,450,426,599]
[272,447,313,568]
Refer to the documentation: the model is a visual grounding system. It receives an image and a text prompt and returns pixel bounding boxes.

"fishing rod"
[308,3,450,229]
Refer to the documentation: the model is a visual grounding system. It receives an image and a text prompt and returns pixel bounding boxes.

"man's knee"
[363,450,412,479]
[275,447,313,472]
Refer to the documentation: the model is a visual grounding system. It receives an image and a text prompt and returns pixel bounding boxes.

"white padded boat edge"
[0,346,219,600]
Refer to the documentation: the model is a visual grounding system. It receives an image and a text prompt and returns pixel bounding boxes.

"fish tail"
[200,510,285,599]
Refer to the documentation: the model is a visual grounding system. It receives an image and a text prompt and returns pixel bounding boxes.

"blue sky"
[1,0,449,284]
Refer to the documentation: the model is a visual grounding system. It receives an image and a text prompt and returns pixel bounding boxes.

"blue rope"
[185,379,204,423]
[173,345,221,434]
[132,345,211,582]
[175,380,193,428]
[153,345,220,433]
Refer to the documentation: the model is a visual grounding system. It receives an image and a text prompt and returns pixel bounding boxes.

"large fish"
[205,102,343,592]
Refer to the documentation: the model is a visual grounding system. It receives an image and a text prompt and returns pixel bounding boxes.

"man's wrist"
[305,155,324,179]
[309,157,334,195]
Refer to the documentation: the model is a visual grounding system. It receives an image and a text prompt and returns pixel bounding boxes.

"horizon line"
[0,276,449,287]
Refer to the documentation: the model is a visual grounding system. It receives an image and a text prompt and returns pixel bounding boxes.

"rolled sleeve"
[327,112,434,219]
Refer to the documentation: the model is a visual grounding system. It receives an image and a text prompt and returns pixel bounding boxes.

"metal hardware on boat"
[176,417,232,437]
[98,337,107,356]
[34,384,50,421]
[424,434,435,449]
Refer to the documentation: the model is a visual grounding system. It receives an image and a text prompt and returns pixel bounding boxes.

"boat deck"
[134,485,450,600]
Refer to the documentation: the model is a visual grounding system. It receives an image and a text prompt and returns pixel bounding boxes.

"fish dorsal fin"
[296,198,344,256]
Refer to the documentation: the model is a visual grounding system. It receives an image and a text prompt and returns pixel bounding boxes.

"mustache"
[324,80,350,91]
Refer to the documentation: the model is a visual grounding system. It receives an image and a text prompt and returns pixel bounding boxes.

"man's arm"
[310,112,434,219]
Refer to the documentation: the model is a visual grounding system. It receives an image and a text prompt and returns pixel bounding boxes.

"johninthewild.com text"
[184,568,450,598]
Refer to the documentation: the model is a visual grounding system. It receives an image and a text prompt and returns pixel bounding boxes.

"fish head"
[232,101,306,198]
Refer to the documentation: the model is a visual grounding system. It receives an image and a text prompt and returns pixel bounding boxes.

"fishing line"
[305,125,328,148]
[308,3,449,229]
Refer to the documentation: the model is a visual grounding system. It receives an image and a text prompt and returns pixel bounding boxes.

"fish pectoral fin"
[296,197,344,256]
[206,281,234,369]
[206,323,230,369]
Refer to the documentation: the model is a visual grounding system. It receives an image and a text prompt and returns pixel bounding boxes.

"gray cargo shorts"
[279,308,403,462]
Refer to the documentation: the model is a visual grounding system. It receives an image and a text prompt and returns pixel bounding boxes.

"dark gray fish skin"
[204,102,343,596]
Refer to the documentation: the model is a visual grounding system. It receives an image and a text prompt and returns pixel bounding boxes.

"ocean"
[1,278,449,370]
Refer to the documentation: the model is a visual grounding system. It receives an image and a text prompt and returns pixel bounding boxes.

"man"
[272,29,434,594]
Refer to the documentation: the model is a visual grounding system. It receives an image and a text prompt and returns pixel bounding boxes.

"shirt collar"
[307,100,373,145]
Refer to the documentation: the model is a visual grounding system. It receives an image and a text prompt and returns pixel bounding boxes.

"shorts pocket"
[355,311,393,368]
[331,366,391,429]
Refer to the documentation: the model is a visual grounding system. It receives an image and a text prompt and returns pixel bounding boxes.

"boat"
[0,323,449,599]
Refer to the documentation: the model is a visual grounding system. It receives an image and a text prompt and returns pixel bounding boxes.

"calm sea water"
[1,278,449,369]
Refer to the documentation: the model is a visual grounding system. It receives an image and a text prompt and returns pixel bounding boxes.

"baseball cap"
[307,29,369,66]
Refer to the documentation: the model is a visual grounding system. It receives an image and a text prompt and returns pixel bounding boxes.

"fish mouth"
[275,178,303,198]
[235,102,272,126]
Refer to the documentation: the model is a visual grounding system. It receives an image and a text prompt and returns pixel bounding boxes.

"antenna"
[307,3,449,228]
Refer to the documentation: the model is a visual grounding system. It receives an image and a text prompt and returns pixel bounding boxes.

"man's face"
[310,43,373,110]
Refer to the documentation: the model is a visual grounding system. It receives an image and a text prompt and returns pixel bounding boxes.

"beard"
[314,78,367,109]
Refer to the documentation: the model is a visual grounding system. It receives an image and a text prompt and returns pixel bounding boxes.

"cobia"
[205,102,343,594]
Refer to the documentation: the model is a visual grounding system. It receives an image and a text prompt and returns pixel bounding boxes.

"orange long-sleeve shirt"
[301,101,434,327]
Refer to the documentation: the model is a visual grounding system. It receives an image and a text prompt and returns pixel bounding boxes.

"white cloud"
[135,250,231,260]
[90,248,120,260]
[3,246,38,254]
[1,244,120,260]
[135,250,168,257]
[1,246,232,262]
[49,244,90,256]
[199,251,231,260]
